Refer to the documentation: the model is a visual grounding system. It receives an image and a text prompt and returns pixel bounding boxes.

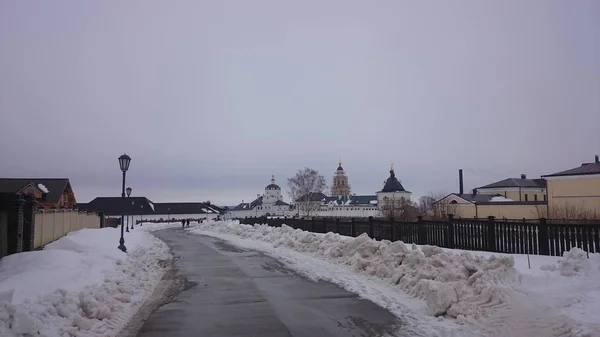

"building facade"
[542,155,600,218]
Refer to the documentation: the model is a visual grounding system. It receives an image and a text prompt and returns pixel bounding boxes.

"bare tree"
[288,167,327,218]
[379,196,418,221]
[535,202,599,221]
[419,192,462,220]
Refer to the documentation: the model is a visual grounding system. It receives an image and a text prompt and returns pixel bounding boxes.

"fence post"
[389,217,395,242]
[368,216,374,238]
[487,216,496,252]
[447,214,455,248]
[351,218,355,237]
[99,212,105,228]
[335,218,340,233]
[538,217,549,255]
[417,216,426,245]
[323,217,328,233]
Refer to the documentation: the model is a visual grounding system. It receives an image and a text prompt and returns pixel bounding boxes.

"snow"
[489,196,515,202]
[0,227,171,337]
[37,184,49,193]
[187,220,600,337]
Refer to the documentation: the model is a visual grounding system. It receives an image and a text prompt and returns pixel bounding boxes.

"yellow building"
[434,171,547,220]
[541,155,600,218]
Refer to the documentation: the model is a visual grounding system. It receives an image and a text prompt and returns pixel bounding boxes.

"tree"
[419,192,462,219]
[534,202,599,222]
[379,196,418,221]
[288,167,327,218]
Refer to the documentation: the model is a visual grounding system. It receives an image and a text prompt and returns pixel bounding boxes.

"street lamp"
[118,153,131,253]
[126,187,132,231]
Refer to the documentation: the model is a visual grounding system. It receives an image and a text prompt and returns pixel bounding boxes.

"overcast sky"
[1,1,599,205]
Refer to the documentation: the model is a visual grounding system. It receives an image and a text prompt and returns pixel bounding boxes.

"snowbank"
[188,220,600,337]
[0,228,171,337]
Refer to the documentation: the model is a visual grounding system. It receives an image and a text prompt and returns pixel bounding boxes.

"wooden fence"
[239,216,600,257]
[34,210,102,249]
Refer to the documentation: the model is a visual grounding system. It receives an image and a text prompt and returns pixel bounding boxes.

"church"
[223,175,295,219]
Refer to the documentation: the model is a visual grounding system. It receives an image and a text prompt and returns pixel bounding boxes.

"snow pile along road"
[188,220,600,337]
[0,228,171,337]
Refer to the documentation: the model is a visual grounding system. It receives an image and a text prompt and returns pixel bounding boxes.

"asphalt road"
[136,228,404,337]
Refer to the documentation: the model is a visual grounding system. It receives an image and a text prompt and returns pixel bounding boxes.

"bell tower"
[330,160,351,198]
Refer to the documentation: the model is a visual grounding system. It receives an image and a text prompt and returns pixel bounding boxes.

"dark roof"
[274,200,290,206]
[542,162,600,178]
[322,195,377,206]
[380,170,406,192]
[0,178,70,204]
[478,178,546,189]
[79,197,156,215]
[296,192,328,202]
[265,183,280,190]
[337,165,344,171]
[153,202,220,214]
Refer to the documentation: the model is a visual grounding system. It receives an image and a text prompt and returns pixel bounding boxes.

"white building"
[224,175,295,219]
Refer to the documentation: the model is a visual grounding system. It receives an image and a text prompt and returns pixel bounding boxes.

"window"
[26,188,34,195]
[543,194,547,201]
[524,194,528,201]
[534,194,538,201]
[450,200,458,204]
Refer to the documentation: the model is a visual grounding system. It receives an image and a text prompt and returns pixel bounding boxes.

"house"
[541,155,600,218]
[0,178,76,209]
[475,174,546,202]
[434,169,547,219]
[224,175,295,219]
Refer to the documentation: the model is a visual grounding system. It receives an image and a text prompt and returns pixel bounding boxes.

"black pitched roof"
[478,178,546,189]
[542,162,600,177]
[380,170,406,192]
[322,195,377,206]
[0,178,71,204]
[80,197,156,216]
[274,200,290,206]
[153,202,219,214]
[296,192,328,202]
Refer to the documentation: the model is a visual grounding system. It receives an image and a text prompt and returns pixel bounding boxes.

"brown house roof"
[542,162,600,178]
[0,178,70,204]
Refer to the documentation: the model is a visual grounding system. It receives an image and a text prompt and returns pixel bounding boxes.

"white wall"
[313,207,380,218]
[224,208,296,219]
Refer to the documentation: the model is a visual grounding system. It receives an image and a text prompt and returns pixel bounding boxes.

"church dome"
[381,169,405,192]
[265,175,280,190]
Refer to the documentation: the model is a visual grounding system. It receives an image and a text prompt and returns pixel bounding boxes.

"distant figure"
[186,219,190,227]
[181,219,185,228]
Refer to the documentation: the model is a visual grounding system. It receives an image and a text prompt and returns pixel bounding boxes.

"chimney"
[596,155,599,163]
[458,169,464,195]
[521,174,526,179]
[472,188,477,196]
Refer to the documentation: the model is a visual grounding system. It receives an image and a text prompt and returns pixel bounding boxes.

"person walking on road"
[186,219,190,227]
[181,219,185,229]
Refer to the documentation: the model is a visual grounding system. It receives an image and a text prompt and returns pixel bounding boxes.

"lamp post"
[126,187,132,231]
[118,154,131,252]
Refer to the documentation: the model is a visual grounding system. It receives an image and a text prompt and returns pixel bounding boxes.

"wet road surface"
[137,228,403,337]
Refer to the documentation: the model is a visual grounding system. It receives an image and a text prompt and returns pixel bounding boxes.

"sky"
[1,1,599,206]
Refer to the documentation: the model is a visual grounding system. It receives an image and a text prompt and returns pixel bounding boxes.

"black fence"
[238,216,600,257]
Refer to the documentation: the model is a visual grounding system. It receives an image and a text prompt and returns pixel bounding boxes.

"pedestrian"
[186,219,190,227]
[181,219,185,228]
